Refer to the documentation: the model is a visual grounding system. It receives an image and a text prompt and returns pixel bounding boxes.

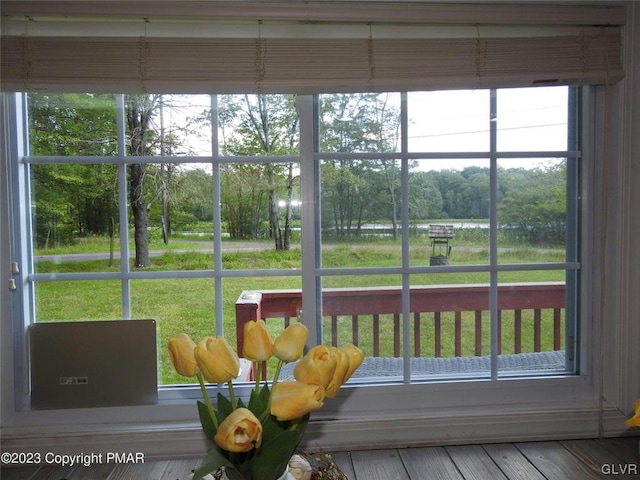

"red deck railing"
[236,282,565,375]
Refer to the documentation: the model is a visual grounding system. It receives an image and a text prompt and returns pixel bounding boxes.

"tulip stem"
[197,372,218,430]
[272,359,284,387]
[227,379,237,410]
[260,359,285,423]
[254,360,262,393]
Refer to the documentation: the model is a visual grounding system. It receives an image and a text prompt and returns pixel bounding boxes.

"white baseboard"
[1,404,631,461]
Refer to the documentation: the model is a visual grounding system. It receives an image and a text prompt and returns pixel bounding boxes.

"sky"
[161,86,569,172]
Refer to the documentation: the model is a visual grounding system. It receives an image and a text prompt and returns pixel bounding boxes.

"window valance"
[0,3,624,94]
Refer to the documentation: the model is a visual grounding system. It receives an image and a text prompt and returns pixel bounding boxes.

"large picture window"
[9,85,578,399]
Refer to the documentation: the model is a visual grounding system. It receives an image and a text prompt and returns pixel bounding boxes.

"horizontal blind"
[0,1,627,26]
[1,28,624,94]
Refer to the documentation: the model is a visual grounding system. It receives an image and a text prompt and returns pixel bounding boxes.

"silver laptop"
[29,319,158,409]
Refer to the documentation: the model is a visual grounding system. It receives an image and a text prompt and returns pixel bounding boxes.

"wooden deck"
[2,437,638,479]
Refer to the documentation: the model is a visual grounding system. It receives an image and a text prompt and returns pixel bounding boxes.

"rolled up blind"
[1,12,624,94]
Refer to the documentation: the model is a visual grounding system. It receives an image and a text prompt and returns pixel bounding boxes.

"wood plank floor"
[2,437,638,480]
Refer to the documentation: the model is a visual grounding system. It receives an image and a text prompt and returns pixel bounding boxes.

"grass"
[34,237,567,384]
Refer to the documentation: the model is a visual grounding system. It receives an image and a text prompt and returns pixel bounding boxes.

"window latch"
[8,261,19,291]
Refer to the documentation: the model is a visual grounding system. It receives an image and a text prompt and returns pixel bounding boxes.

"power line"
[408,122,567,139]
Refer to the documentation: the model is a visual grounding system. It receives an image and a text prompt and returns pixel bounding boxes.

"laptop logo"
[59,377,89,385]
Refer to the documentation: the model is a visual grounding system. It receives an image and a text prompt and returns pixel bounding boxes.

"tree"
[319,93,401,237]
[431,170,457,219]
[460,168,490,219]
[28,93,118,247]
[408,172,444,223]
[172,168,214,225]
[29,93,218,254]
[126,94,163,267]
[498,165,566,244]
[218,94,299,249]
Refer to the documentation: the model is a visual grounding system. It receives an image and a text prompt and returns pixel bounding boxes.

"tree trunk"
[270,186,283,250]
[129,163,150,268]
[126,94,157,268]
[283,163,294,250]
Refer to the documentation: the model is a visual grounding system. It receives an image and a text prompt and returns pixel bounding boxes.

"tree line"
[28,93,566,265]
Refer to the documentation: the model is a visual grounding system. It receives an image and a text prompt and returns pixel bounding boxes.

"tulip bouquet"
[168,320,364,480]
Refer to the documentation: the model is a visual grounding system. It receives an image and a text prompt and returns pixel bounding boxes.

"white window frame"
[7,88,578,394]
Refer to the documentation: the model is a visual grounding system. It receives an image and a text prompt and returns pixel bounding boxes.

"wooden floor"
[2,437,638,480]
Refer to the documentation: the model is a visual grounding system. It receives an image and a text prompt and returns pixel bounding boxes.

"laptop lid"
[29,319,158,410]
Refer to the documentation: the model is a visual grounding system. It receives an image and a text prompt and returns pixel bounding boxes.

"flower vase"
[219,467,294,480]
[277,466,296,480]
[184,465,295,480]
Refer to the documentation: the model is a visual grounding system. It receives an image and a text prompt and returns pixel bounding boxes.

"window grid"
[9,88,579,405]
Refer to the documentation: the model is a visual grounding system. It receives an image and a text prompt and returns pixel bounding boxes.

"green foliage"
[218,94,299,247]
[193,377,309,480]
[28,93,569,252]
[498,165,567,245]
[319,93,402,238]
[29,93,119,247]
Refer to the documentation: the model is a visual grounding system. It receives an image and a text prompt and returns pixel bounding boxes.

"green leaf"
[259,383,271,404]
[247,385,269,418]
[192,444,233,480]
[248,414,310,480]
[197,400,216,440]
[224,468,247,480]
[217,391,234,422]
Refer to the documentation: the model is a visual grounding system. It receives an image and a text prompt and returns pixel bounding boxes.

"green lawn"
[34,241,567,384]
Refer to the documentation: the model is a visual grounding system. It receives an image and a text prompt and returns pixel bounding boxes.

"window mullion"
[400,92,411,384]
[211,95,224,336]
[298,94,320,347]
[116,94,131,319]
[9,93,34,409]
[489,89,499,380]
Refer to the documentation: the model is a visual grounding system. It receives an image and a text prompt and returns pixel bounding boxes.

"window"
[314,88,578,381]
[7,85,578,405]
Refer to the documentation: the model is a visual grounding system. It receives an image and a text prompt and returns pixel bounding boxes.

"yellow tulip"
[324,347,350,398]
[273,323,308,363]
[243,320,274,362]
[293,345,337,389]
[167,333,199,377]
[270,381,325,421]
[214,407,263,453]
[195,336,240,383]
[626,399,640,428]
[339,343,365,382]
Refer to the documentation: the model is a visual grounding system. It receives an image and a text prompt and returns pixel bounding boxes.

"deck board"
[66,462,115,480]
[2,437,638,479]
[595,436,639,462]
[446,444,508,480]
[516,441,604,480]
[0,465,40,480]
[106,459,172,480]
[156,458,201,480]
[399,446,464,480]
[329,451,357,479]
[350,449,411,479]
[24,465,76,480]
[482,443,547,480]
